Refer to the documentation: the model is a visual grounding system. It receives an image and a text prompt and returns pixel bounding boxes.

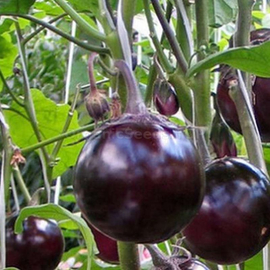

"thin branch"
[143,0,174,74]
[21,123,94,154]
[54,0,106,41]
[23,13,67,45]
[6,14,109,54]
[151,0,188,74]
[15,21,50,163]
[0,69,24,107]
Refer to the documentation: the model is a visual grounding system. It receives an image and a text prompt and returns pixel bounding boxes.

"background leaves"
[3,89,84,178]
[0,0,36,14]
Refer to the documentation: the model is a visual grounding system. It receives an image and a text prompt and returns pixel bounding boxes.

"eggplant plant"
[1,0,270,270]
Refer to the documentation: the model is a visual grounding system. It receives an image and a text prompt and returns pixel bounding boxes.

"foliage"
[0,0,270,269]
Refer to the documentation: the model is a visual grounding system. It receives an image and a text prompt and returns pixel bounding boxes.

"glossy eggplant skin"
[74,115,205,243]
[84,217,119,264]
[217,76,270,142]
[6,216,64,270]
[153,79,179,116]
[217,28,270,142]
[183,157,270,265]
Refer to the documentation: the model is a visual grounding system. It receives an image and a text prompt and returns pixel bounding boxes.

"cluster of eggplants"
[6,216,64,270]
[217,28,270,142]
[210,93,237,158]
[153,77,179,116]
[74,60,205,244]
[182,157,270,265]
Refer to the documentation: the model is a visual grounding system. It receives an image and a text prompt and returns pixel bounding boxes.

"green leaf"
[67,0,99,17]
[14,203,94,270]
[3,89,83,178]
[0,33,18,91]
[244,251,263,270]
[60,193,76,203]
[0,0,35,14]
[187,41,270,78]
[34,1,64,16]
[208,0,238,28]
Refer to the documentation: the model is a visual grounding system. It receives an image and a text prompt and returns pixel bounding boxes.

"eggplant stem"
[114,60,147,114]
[88,52,98,94]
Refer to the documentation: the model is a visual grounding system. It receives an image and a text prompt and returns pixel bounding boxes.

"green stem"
[0,69,24,107]
[23,13,66,45]
[233,2,268,268]
[117,241,140,270]
[115,60,147,114]
[54,0,106,41]
[0,108,13,204]
[235,0,253,92]
[193,0,211,138]
[122,0,137,42]
[99,0,116,34]
[21,123,94,154]
[10,14,109,54]
[12,165,31,204]
[174,0,193,60]
[144,64,158,106]
[15,22,50,163]
[151,0,188,74]
[47,85,81,181]
[169,69,193,122]
[234,0,265,171]
[143,0,174,74]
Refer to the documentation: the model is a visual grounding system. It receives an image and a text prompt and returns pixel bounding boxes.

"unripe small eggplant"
[210,93,237,158]
[153,78,179,116]
[85,53,110,124]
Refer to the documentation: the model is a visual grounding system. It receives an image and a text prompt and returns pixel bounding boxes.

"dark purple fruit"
[210,94,237,158]
[74,113,205,243]
[153,78,179,116]
[182,157,270,265]
[217,28,270,142]
[6,215,64,270]
[84,216,119,264]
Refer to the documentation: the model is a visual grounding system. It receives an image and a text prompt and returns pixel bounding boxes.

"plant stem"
[53,0,106,41]
[15,22,49,163]
[151,0,188,74]
[88,53,98,93]
[21,123,94,154]
[233,1,268,269]
[169,70,193,122]
[99,0,116,34]
[23,13,66,45]
[115,60,147,114]
[144,64,158,106]
[235,0,253,91]
[193,0,211,142]
[11,14,109,54]
[13,165,31,204]
[122,0,137,42]
[174,0,194,60]
[234,0,265,171]
[47,85,81,182]
[0,110,13,204]
[117,241,140,270]
[143,0,174,74]
[0,151,7,269]
[0,69,24,107]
